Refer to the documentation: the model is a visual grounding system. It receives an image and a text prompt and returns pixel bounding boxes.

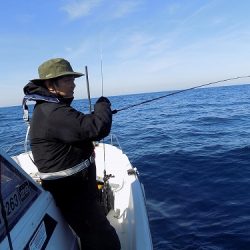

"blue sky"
[1,0,250,107]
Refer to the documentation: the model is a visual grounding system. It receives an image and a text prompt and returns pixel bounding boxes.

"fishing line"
[99,34,104,97]
[112,75,250,114]
[100,51,104,97]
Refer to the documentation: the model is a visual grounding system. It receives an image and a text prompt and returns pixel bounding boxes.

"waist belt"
[39,154,95,180]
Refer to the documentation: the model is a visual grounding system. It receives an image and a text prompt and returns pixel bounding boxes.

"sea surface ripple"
[1,84,250,249]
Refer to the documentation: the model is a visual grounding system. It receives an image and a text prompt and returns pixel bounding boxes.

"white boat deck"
[11,143,153,250]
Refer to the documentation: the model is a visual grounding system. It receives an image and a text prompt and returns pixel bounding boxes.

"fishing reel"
[96,174,115,215]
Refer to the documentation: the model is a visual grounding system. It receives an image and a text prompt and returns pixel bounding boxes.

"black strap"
[22,94,60,123]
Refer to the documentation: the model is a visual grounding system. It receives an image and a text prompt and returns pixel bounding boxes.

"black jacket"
[24,82,112,174]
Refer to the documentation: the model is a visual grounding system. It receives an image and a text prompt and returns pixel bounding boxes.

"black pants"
[42,163,121,250]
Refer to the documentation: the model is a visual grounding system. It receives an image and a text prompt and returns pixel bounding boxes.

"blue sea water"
[1,84,250,249]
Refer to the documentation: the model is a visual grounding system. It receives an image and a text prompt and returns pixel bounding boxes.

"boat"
[0,135,153,249]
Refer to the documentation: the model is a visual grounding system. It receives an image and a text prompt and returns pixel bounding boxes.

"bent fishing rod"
[111,75,250,114]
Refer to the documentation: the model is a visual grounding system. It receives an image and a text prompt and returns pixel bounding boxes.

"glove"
[96,96,111,105]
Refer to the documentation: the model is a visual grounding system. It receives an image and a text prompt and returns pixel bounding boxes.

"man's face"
[55,76,76,98]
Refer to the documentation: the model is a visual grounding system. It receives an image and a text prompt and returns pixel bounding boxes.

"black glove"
[96,96,111,105]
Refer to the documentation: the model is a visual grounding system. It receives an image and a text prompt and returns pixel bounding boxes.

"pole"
[85,66,92,113]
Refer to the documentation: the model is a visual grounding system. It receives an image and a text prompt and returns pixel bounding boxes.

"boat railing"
[2,134,122,156]
[110,134,122,150]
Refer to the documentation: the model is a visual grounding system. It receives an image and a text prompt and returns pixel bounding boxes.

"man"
[23,58,121,250]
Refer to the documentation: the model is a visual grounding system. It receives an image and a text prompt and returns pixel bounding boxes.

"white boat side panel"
[1,189,78,250]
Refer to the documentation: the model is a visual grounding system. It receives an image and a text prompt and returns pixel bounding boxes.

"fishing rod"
[98,42,115,213]
[111,75,250,114]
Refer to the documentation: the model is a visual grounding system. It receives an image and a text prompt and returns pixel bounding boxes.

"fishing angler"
[22,58,121,250]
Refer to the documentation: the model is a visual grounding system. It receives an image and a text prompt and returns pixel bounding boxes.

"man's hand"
[96,96,111,105]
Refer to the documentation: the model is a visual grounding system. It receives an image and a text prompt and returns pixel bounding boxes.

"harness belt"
[38,154,95,180]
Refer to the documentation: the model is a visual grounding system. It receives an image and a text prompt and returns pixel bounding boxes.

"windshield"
[0,153,41,242]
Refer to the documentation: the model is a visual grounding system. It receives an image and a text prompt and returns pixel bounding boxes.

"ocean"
[1,84,250,249]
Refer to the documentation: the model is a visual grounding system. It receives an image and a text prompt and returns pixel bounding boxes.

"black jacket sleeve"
[46,101,112,143]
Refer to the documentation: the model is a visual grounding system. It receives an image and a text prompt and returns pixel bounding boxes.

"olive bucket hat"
[31,58,84,83]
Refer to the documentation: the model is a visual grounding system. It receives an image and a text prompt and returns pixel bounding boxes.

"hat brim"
[31,71,84,83]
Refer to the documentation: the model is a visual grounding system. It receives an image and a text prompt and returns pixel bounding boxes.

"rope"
[112,75,250,114]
